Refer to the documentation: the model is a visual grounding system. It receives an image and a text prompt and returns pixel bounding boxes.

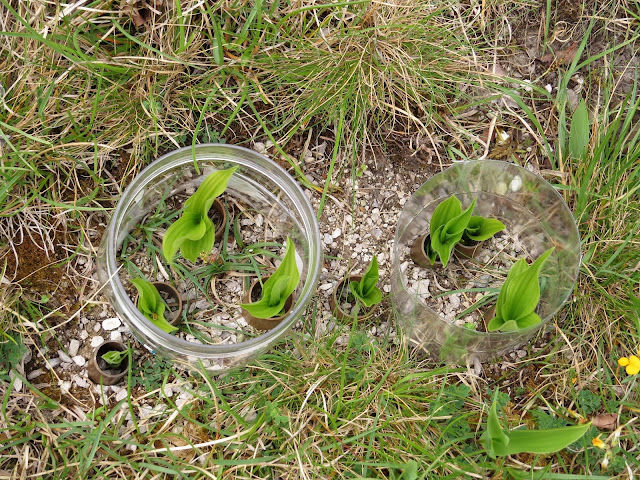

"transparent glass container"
[392,160,581,364]
[97,144,322,371]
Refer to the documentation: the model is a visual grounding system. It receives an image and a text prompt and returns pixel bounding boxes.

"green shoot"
[429,195,476,267]
[487,248,554,332]
[101,350,129,368]
[240,237,300,319]
[462,216,505,243]
[130,278,178,334]
[481,395,591,459]
[568,99,590,161]
[162,167,237,262]
[349,255,382,308]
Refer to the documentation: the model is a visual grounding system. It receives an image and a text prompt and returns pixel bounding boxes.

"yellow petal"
[626,363,640,375]
[630,355,640,368]
[592,437,606,449]
[618,357,630,367]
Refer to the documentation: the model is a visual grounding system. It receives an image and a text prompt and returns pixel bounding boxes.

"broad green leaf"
[430,195,462,237]
[101,350,128,367]
[506,422,592,455]
[482,398,510,458]
[360,255,379,297]
[179,221,215,262]
[184,167,237,216]
[441,198,476,243]
[130,279,177,333]
[501,249,554,321]
[267,275,290,307]
[465,216,505,241]
[162,211,210,261]
[496,258,529,316]
[358,286,382,307]
[515,311,541,329]
[486,314,504,332]
[568,99,590,160]
[240,238,300,319]
[498,319,519,332]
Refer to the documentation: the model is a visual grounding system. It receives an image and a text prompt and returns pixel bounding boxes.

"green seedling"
[240,237,300,319]
[162,166,237,262]
[481,395,591,459]
[349,254,382,308]
[428,195,476,267]
[101,349,129,368]
[486,248,554,332]
[130,278,178,333]
[462,216,505,243]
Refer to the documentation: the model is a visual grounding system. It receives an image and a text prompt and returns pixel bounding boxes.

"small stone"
[516,350,527,358]
[319,283,333,291]
[115,389,128,402]
[74,375,89,388]
[79,330,89,340]
[72,355,86,367]
[254,214,264,227]
[90,336,104,347]
[47,357,61,369]
[102,318,121,331]
[58,350,72,363]
[68,339,80,357]
[92,323,101,332]
[27,369,45,380]
[323,233,332,245]
[449,294,461,309]
[331,228,341,238]
[110,331,122,342]
[60,380,72,394]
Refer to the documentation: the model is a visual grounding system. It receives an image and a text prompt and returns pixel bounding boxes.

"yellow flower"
[592,437,606,449]
[618,352,640,375]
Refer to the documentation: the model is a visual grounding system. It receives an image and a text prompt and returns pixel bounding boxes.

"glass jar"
[392,160,581,364]
[97,144,322,371]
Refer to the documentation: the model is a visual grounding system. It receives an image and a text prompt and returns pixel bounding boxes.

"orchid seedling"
[101,349,129,368]
[162,166,237,262]
[349,255,382,308]
[240,237,300,319]
[461,215,505,244]
[427,195,476,267]
[130,278,178,333]
[486,247,554,332]
[481,394,591,459]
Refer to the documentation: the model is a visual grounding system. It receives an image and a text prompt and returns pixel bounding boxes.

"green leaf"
[163,167,236,262]
[482,398,510,459]
[465,216,505,242]
[486,314,504,332]
[515,311,541,329]
[500,248,554,321]
[482,396,591,458]
[430,195,462,237]
[568,99,590,160]
[130,278,178,334]
[184,167,237,217]
[428,196,475,266]
[101,350,128,367]
[240,237,300,319]
[496,258,529,316]
[348,255,383,308]
[505,422,592,455]
[162,211,211,261]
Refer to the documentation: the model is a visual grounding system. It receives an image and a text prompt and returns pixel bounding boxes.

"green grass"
[1,0,640,478]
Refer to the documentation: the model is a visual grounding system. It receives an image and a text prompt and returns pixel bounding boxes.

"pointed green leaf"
[430,195,462,237]
[179,221,215,262]
[497,319,519,332]
[240,238,300,319]
[430,225,457,267]
[358,286,382,307]
[501,248,554,321]
[569,99,590,160]
[515,311,541,329]
[130,278,177,334]
[184,167,237,217]
[162,211,210,261]
[482,398,510,458]
[361,255,379,296]
[466,217,505,241]
[441,198,476,242]
[495,258,529,316]
[506,422,591,455]
[486,314,504,332]
[267,275,290,307]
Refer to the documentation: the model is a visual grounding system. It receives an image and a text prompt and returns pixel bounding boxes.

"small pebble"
[115,389,128,402]
[27,369,44,380]
[90,336,104,347]
[72,355,86,367]
[68,339,80,357]
[102,318,121,331]
[58,350,72,364]
[110,331,122,342]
